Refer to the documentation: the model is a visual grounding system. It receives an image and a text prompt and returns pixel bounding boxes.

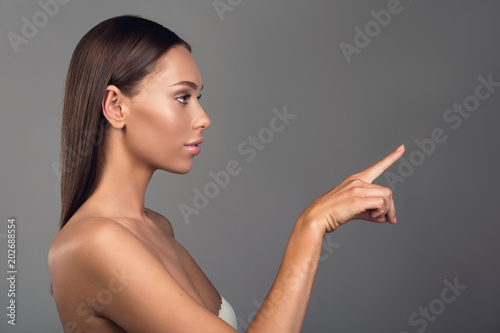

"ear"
[102,85,127,130]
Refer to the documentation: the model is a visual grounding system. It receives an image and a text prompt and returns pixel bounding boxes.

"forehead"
[146,45,202,87]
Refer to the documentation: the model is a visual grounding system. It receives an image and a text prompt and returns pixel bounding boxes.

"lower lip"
[185,145,201,155]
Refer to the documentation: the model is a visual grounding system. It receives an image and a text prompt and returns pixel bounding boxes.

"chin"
[162,162,193,175]
[177,168,192,175]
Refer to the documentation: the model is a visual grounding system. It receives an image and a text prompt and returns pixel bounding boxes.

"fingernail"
[396,144,405,152]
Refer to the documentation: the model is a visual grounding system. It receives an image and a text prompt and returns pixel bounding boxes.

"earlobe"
[102,85,126,129]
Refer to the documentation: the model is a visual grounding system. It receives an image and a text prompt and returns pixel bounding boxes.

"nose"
[193,104,211,131]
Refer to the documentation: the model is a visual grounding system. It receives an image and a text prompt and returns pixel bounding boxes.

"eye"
[176,93,202,105]
[176,94,191,105]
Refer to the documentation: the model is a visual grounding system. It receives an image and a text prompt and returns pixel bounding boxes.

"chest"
[137,229,222,315]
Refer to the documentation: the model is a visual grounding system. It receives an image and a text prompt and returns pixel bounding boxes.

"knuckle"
[344,174,355,182]
[351,196,362,206]
[382,187,393,197]
[349,178,363,186]
[345,173,363,182]
[347,187,360,197]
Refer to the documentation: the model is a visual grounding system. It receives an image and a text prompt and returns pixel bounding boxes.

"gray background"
[1,0,499,332]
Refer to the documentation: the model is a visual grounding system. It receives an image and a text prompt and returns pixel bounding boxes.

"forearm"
[246,219,324,333]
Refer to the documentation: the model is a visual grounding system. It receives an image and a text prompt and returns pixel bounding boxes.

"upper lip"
[185,138,203,146]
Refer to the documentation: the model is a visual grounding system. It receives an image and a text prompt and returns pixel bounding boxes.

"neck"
[80,127,155,221]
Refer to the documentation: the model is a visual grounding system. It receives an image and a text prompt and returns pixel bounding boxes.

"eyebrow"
[169,81,203,91]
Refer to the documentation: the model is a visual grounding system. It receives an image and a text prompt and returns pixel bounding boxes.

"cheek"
[155,115,184,152]
[125,104,189,168]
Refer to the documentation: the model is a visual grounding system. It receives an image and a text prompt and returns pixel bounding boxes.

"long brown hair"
[59,15,191,229]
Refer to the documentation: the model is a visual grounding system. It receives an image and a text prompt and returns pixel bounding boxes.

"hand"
[298,145,406,234]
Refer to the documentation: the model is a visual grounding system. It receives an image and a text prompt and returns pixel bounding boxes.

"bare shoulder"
[49,216,161,328]
[48,208,175,281]
[48,216,148,286]
[49,216,137,255]
[48,215,236,332]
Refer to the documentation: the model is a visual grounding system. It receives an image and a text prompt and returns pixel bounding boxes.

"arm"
[246,144,406,332]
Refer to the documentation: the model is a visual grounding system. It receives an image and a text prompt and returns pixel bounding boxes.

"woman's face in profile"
[121,45,211,174]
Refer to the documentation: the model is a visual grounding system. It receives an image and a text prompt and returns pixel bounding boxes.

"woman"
[48,15,405,332]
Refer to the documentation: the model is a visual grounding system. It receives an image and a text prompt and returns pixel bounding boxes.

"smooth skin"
[48,45,405,332]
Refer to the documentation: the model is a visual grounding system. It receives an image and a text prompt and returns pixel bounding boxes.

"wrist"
[293,215,325,245]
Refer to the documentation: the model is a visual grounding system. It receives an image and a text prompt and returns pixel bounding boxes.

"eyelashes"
[176,93,202,105]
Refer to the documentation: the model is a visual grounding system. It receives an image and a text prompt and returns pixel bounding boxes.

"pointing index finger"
[359,144,405,183]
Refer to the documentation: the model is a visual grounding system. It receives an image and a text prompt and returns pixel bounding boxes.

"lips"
[185,139,203,146]
[185,139,203,155]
